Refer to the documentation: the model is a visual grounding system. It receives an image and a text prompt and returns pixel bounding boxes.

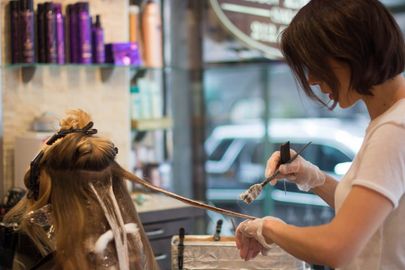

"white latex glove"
[235,216,285,260]
[235,232,264,261]
[265,149,326,191]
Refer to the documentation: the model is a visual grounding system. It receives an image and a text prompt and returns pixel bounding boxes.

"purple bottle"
[20,0,35,63]
[92,15,105,64]
[44,2,57,63]
[76,2,92,64]
[67,4,78,63]
[37,3,46,63]
[54,3,65,64]
[9,0,20,63]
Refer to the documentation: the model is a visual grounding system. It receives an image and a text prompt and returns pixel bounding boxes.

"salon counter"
[133,193,205,269]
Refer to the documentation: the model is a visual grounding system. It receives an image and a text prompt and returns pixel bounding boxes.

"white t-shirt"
[335,99,405,270]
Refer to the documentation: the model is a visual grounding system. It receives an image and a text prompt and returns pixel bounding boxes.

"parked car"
[204,118,366,225]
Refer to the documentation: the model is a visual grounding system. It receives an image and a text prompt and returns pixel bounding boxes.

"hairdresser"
[235,0,405,269]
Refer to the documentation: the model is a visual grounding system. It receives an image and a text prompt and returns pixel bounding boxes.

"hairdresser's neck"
[363,74,405,120]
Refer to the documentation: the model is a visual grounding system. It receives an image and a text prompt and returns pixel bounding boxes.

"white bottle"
[150,80,162,118]
[138,78,152,119]
[130,85,142,119]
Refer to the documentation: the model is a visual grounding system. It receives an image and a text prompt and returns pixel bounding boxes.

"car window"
[229,140,257,172]
[208,138,233,161]
[317,144,352,172]
[291,143,351,173]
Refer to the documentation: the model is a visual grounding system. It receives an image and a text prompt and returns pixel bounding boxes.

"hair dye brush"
[240,141,312,204]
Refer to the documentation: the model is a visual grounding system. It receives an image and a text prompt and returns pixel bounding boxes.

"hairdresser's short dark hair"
[281,0,405,107]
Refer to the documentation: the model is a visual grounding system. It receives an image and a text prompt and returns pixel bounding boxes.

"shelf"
[131,117,173,131]
[1,63,260,72]
[203,59,278,69]
[1,63,146,70]
[0,63,168,82]
[0,63,211,71]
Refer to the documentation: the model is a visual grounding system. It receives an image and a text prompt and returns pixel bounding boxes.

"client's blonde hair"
[4,109,158,270]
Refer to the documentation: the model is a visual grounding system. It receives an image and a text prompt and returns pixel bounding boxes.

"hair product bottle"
[44,2,57,63]
[9,0,20,63]
[92,15,105,64]
[67,4,77,63]
[129,5,140,43]
[76,2,92,64]
[36,3,46,63]
[20,0,35,63]
[54,3,65,64]
[142,0,163,67]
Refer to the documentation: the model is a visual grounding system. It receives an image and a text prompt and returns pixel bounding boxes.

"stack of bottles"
[8,0,106,65]
[129,0,164,121]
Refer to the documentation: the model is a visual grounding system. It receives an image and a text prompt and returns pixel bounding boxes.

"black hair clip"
[213,219,223,241]
[178,227,185,270]
[28,122,98,200]
[46,121,97,145]
[27,151,44,200]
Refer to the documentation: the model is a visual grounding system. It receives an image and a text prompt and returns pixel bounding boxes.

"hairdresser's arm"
[310,174,338,208]
[261,186,393,268]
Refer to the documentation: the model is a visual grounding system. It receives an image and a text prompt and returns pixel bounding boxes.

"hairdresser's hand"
[235,232,264,261]
[235,217,285,261]
[265,149,326,191]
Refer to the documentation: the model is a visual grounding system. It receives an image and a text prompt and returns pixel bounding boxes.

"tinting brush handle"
[280,141,291,194]
[280,141,291,164]
[261,141,312,187]
[260,169,280,187]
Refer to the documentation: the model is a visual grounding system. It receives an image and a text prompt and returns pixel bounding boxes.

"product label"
[21,11,35,63]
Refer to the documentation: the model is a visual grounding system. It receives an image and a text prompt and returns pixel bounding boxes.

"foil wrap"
[171,235,306,270]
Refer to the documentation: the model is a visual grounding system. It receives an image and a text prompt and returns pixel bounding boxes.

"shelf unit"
[0,64,172,130]
[131,117,172,131]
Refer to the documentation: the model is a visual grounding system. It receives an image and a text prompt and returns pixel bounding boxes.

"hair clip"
[28,121,98,200]
[213,219,223,241]
[81,121,98,136]
[27,151,44,200]
[46,121,97,145]
[178,227,185,270]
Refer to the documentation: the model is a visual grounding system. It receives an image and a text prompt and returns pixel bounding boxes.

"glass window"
[201,1,382,229]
